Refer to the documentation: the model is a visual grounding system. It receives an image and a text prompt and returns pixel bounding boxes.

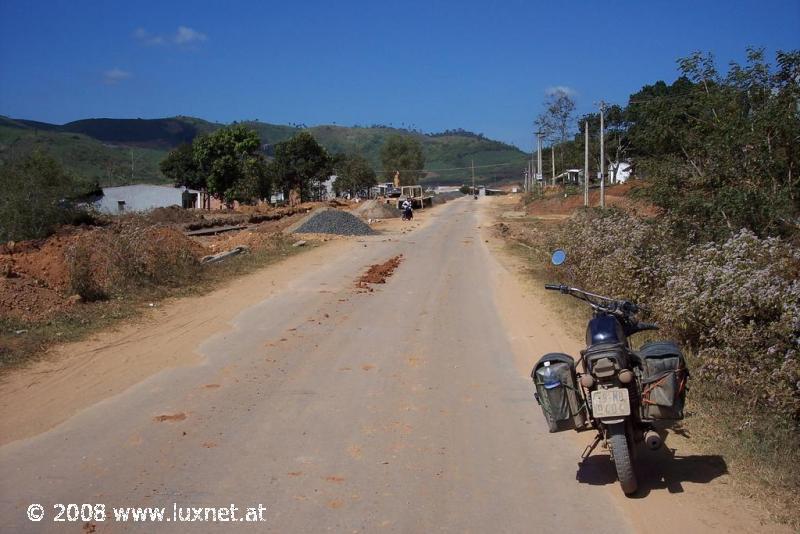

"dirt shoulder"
[0,238,355,445]
[479,195,792,534]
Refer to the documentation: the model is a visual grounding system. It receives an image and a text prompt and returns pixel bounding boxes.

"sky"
[1,0,798,149]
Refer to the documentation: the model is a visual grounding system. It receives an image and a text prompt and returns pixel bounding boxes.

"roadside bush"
[65,239,107,302]
[546,210,800,424]
[0,152,96,242]
[65,223,202,298]
[546,209,679,304]
[660,230,800,420]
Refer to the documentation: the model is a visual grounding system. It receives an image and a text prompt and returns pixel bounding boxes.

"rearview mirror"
[551,249,566,266]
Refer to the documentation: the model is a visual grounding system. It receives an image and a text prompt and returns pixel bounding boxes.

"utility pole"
[597,100,607,208]
[551,146,556,186]
[130,149,134,181]
[526,159,531,192]
[471,158,475,196]
[535,131,544,189]
[584,121,589,207]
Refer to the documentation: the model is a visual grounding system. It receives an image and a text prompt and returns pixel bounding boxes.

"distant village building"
[608,161,632,183]
[555,169,582,185]
[93,184,200,214]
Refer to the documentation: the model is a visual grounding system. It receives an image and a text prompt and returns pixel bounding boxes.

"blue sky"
[1,0,798,149]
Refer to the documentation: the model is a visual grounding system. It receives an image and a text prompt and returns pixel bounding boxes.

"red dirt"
[356,255,403,290]
[153,413,187,422]
[1,224,208,324]
[526,182,659,217]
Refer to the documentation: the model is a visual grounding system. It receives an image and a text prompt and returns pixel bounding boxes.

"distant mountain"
[0,116,527,186]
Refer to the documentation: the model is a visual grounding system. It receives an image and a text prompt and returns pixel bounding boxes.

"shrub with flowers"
[547,209,799,424]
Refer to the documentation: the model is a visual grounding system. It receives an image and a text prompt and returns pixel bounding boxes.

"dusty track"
[0,197,787,532]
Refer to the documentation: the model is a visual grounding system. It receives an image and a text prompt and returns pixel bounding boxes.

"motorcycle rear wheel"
[607,422,638,495]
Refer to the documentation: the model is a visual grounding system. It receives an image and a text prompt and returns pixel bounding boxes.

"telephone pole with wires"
[596,100,608,208]
[584,120,589,207]
[471,158,475,196]
[535,131,544,188]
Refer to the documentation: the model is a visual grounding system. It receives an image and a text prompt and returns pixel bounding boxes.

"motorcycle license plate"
[591,388,631,418]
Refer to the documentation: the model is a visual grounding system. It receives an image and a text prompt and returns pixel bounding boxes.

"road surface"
[0,198,780,532]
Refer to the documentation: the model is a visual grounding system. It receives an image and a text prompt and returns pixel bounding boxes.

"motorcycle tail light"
[580,374,595,388]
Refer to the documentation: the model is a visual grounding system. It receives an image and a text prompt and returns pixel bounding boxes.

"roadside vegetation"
[0,152,101,242]
[503,48,799,525]
[0,217,305,369]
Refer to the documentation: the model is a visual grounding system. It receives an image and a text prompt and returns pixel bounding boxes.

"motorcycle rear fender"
[599,417,626,425]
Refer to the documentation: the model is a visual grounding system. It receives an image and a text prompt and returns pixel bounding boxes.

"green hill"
[0,116,528,186]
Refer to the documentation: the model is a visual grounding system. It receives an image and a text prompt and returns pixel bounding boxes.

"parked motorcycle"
[531,249,688,495]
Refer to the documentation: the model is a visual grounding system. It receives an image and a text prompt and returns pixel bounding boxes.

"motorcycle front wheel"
[607,422,638,495]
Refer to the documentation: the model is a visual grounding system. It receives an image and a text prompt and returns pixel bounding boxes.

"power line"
[375,159,530,174]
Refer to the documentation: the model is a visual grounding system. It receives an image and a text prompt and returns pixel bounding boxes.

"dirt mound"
[353,200,401,220]
[5,231,82,292]
[432,191,464,205]
[0,224,209,323]
[526,182,657,217]
[0,276,74,322]
[292,209,377,236]
[357,255,403,290]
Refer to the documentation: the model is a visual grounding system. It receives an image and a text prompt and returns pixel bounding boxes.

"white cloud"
[545,85,577,96]
[174,26,207,45]
[133,26,207,48]
[133,27,165,46]
[103,68,132,85]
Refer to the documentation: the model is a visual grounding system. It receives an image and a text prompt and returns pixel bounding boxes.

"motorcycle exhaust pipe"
[644,431,662,450]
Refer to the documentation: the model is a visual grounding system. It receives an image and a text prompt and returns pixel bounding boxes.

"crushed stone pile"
[432,191,465,205]
[353,200,401,219]
[292,209,377,236]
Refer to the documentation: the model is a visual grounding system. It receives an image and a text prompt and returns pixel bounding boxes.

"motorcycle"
[531,249,688,495]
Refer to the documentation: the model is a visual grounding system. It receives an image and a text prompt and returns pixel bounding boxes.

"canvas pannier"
[637,341,688,420]
[531,353,587,432]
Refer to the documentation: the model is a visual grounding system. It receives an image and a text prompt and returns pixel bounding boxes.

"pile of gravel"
[432,191,465,205]
[292,209,377,236]
[353,199,401,219]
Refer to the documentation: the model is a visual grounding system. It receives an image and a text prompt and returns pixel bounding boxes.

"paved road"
[0,199,632,532]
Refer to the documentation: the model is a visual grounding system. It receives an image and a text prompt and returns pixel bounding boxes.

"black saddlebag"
[531,353,587,432]
[637,341,688,420]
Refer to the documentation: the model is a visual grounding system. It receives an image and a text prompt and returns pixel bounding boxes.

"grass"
[0,236,312,371]
[501,220,800,528]
[0,125,169,186]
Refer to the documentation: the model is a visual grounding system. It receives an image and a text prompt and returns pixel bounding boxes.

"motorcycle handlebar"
[544,284,649,320]
[636,322,659,331]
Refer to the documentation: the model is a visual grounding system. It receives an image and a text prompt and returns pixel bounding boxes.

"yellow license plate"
[591,388,631,418]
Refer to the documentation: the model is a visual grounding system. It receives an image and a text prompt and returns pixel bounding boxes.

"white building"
[607,161,632,183]
[93,184,200,214]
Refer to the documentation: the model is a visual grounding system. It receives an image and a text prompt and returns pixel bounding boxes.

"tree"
[332,154,377,197]
[380,134,425,185]
[627,48,800,236]
[269,132,331,202]
[160,143,203,189]
[535,89,576,176]
[192,125,267,204]
[225,156,271,204]
[0,153,92,241]
[535,89,577,145]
